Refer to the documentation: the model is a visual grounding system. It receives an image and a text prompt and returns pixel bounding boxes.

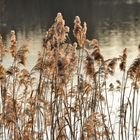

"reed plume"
[16,44,29,66]
[84,39,104,68]
[106,58,119,75]
[119,48,127,71]
[73,16,87,47]
[128,57,140,82]
[0,64,6,83]
[43,12,69,49]
[83,112,109,139]
[9,30,17,58]
[84,55,95,78]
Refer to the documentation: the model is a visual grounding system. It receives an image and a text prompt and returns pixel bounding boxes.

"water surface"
[0,2,140,68]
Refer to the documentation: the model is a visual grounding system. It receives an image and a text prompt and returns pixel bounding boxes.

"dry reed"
[0,13,139,140]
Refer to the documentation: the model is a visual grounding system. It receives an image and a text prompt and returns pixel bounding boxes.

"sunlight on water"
[0,2,140,69]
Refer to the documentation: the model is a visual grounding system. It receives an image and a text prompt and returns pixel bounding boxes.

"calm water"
[0,2,140,68]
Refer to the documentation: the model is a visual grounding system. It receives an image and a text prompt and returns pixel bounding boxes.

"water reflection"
[0,2,140,67]
[96,4,140,61]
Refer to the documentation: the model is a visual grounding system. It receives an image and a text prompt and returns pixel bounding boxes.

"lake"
[0,1,140,68]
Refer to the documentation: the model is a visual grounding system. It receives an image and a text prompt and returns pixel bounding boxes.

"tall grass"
[0,13,140,140]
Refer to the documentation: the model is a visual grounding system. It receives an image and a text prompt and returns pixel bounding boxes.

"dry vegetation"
[0,13,140,140]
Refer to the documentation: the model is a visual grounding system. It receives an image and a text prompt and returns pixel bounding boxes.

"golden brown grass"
[0,13,140,140]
